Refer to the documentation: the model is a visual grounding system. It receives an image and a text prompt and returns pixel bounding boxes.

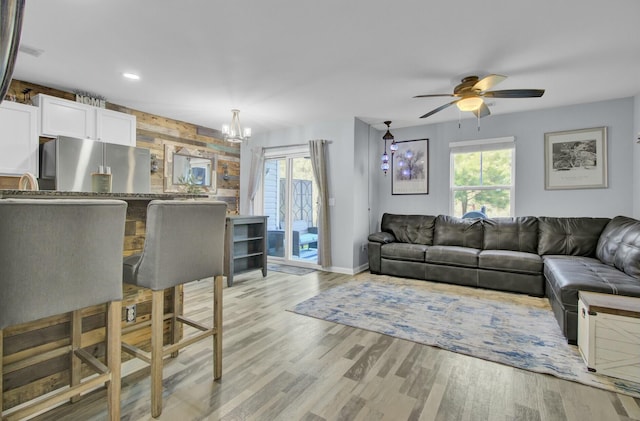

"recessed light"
[123,72,140,80]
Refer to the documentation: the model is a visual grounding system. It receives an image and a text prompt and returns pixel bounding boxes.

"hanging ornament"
[381,150,390,174]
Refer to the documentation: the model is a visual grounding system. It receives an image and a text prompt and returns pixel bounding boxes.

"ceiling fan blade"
[473,74,507,92]
[413,93,459,98]
[420,100,459,119]
[483,89,545,98]
[472,103,491,118]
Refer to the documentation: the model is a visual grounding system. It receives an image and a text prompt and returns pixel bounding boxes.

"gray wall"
[372,97,635,229]
[241,97,636,274]
[634,94,640,218]
[353,118,370,270]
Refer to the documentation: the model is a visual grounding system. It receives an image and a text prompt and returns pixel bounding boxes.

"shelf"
[233,267,265,276]
[233,252,264,260]
[233,236,264,243]
[224,215,268,287]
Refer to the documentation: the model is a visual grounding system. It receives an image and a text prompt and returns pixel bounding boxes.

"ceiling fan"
[414,74,545,119]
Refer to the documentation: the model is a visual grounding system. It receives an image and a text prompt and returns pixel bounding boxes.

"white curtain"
[309,139,331,268]
[247,147,264,215]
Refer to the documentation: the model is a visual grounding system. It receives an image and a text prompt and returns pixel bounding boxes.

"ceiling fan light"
[457,97,484,112]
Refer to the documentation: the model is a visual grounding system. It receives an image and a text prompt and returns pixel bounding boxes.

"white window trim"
[264,144,309,159]
[449,137,516,216]
[449,136,515,150]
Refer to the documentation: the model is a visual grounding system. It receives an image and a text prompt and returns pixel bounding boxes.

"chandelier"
[222,109,251,143]
[381,120,397,175]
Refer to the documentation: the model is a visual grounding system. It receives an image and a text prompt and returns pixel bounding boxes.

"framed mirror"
[172,155,213,186]
[164,144,217,193]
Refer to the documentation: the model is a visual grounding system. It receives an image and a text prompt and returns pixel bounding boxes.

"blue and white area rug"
[290,276,640,398]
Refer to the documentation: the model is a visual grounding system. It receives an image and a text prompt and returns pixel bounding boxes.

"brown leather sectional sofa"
[368,213,640,344]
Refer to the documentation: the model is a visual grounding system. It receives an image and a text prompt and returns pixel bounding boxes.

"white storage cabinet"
[34,94,136,146]
[0,101,39,176]
[578,291,640,383]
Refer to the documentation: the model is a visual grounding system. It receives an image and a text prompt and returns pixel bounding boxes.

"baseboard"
[325,263,369,275]
[353,263,369,274]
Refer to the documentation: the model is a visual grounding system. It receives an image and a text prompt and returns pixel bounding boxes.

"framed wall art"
[392,138,429,195]
[544,127,607,190]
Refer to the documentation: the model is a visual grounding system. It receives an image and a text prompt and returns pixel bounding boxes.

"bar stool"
[121,200,227,418]
[0,199,127,421]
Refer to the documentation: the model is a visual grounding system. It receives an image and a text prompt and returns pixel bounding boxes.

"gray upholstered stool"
[0,199,127,421]
[121,200,227,418]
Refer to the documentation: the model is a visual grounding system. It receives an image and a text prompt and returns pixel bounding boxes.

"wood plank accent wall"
[2,80,241,212]
[1,78,239,410]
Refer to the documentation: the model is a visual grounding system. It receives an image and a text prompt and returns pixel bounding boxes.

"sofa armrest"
[368,232,396,244]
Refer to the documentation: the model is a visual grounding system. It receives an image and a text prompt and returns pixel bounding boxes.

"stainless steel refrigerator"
[40,136,150,193]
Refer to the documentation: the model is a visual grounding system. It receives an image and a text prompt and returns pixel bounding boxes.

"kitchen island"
[0,190,212,412]
[0,189,206,200]
[0,189,209,254]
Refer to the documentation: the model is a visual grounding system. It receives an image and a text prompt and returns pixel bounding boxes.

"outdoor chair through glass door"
[263,153,319,267]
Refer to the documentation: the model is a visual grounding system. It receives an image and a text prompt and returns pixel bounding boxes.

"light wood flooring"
[33,270,640,421]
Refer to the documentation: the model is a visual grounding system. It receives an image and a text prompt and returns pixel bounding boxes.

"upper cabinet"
[33,94,136,146]
[36,94,94,139]
[0,101,39,176]
[95,108,137,146]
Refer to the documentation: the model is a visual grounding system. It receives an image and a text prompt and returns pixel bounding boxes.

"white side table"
[578,291,640,383]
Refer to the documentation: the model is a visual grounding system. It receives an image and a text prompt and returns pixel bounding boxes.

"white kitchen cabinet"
[0,101,39,176]
[95,108,136,146]
[34,94,136,146]
[35,94,94,139]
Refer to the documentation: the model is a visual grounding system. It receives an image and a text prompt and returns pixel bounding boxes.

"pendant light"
[381,121,396,175]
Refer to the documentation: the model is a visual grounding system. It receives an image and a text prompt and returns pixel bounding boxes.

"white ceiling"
[12,0,640,134]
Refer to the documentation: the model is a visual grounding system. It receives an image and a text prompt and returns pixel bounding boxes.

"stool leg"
[151,289,165,418]
[213,275,223,380]
[171,285,182,358]
[70,310,82,403]
[106,300,122,421]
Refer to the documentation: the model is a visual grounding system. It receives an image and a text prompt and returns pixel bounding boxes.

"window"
[450,137,515,217]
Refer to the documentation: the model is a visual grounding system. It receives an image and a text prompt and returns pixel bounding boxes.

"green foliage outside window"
[452,149,512,217]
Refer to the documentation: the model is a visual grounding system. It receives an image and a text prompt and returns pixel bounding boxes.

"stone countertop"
[0,190,209,200]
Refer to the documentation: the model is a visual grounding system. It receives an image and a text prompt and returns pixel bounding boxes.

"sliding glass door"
[263,152,318,266]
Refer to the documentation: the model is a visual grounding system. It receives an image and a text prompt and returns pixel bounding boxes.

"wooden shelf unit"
[224,215,268,286]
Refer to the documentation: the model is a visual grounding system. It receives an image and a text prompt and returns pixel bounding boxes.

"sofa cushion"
[381,243,428,262]
[596,216,640,278]
[425,245,480,268]
[544,255,640,312]
[433,215,483,249]
[381,213,436,245]
[483,217,538,253]
[479,250,542,275]
[299,232,318,246]
[537,217,610,256]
